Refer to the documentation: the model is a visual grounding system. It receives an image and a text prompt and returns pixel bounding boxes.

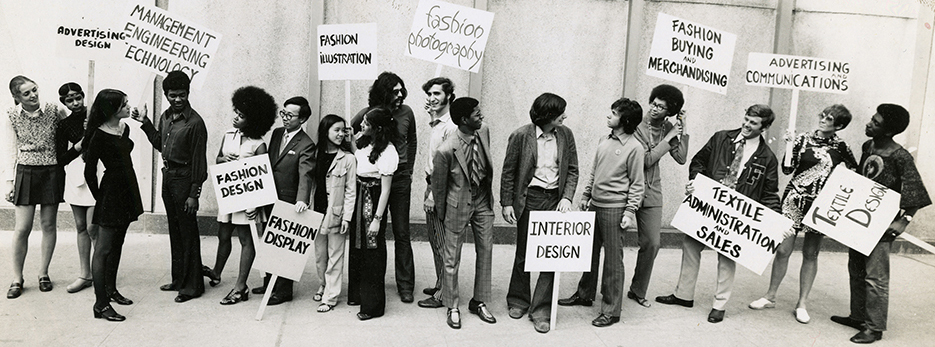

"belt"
[527,186,559,194]
[162,160,187,169]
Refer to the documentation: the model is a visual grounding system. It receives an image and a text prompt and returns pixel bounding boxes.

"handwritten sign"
[646,13,737,95]
[524,211,595,272]
[804,165,900,255]
[252,201,323,281]
[318,23,378,80]
[746,53,850,94]
[671,175,791,275]
[406,0,494,72]
[115,2,222,89]
[209,155,277,215]
[54,6,125,62]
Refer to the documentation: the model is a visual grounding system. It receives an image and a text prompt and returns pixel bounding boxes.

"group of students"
[2,70,930,344]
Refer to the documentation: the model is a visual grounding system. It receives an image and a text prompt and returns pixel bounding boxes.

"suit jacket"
[267,127,316,205]
[432,126,495,232]
[319,149,357,234]
[689,128,780,212]
[500,123,579,215]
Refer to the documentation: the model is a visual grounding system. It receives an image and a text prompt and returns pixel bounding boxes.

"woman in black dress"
[83,89,144,322]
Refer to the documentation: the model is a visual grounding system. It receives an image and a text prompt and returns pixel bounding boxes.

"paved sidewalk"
[1,229,934,347]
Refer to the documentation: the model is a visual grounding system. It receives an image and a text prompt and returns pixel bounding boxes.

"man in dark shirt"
[350,72,418,303]
[132,71,209,303]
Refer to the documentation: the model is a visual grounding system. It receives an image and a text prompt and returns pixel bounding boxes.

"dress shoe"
[38,276,53,292]
[267,294,293,306]
[447,308,461,329]
[557,293,593,307]
[508,307,527,319]
[469,300,497,324]
[251,285,267,295]
[110,292,134,305]
[591,314,621,327]
[347,300,360,306]
[794,308,811,324]
[357,312,382,321]
[418,296,444,308]
[93,305,126,322]
[831,315,865,330]
[159,283,177,291]
[7,281,23,299]
[422,287,439,296]
[66,277,93,293]
[655,294,694,308]
[707,309,725,323]
[220,287,249,305]
[532,318,550,333]
[627,291,651,307]
[850,329,882,344]
[400,292,414,303]
[174,294,196,303]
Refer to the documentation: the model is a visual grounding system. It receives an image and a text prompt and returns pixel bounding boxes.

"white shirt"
[280,128,301,153]
[425,110,457,176]
[530,126,559,189]
[356,143,399,178]
[732,132,761,167]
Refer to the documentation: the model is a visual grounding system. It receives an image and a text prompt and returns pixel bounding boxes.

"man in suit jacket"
[432,97,497,329]
[501,93,579,334]
[655,104,780,324]
[252,96,317,305]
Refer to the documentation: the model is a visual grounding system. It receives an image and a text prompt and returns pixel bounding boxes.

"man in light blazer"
[252,96,317,305]
[432,97,497,329]
[501,93,579,333]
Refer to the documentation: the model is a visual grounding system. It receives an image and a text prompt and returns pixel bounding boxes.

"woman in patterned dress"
[748,104,858,324]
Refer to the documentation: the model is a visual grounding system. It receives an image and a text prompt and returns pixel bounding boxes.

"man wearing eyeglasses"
[350,72,418,303]
[250,96,317,305]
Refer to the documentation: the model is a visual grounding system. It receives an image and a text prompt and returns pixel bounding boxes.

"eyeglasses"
[279,110,297,121]
[818,112,834,122]
[650,102,668,111]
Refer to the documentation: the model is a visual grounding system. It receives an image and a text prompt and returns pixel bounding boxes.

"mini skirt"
[13,164,65,206]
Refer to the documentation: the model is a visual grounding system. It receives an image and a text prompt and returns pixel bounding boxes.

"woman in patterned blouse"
[748,104,858,324]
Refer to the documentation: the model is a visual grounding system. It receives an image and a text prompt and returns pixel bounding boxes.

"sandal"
[67,277,93,293]
[202,266,221,287]
[627,291,651,307]
[313,291,323,302]
[317,303,335,312]
[38,276,53,292]
[7,281,23,299]
[220,287,249,305]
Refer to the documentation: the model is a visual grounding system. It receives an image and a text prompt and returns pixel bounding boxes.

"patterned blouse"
[7,103,65,167]
[859,140,931,242]
[781,131,858,233]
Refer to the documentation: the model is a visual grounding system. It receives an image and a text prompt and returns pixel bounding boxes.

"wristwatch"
[373,214,383,221]
[903,214,913,223]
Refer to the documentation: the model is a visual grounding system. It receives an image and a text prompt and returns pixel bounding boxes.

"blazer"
[689,128,780,212]
[319,149,357,234]
[267,127,316,205]
[500,123,579,215]
[432,126,495,232]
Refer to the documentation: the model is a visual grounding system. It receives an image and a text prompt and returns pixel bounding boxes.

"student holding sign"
[559,98,645,328]
[133,71,209,303]
[502,93,579,334]
[350,72,418,304]
[655,104,780,324]
[250,96,317,306]
[348,107,398,320]
[748,105,857,324]
[431,97,497,329]
[830,104,931,344]
[208,86,276,305]
[84,89,145,321]
[312,114,356,313]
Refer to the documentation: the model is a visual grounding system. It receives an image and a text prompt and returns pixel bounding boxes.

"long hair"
[231,86,276,139]
[58,82,85,105]
[355,107,397,164]
[368,72,406,108]
[9,75,35,105]
[81,89,127,158]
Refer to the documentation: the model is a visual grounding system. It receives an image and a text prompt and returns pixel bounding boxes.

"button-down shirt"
[733,132,760,168]
[141,104,208,199]
[529,126,559,189]
[426,110,457,176]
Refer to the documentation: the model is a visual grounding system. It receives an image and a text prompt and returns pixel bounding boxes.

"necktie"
[722,139,744,189]
[280,132,290,155]
[470,137,483,187]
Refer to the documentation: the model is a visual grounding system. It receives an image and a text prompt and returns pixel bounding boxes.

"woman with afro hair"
[206,86,276,305]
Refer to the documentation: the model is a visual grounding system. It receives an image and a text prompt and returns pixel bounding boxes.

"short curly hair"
[648,84,684,116]
[877,103,910,136]
[231,86,276,139]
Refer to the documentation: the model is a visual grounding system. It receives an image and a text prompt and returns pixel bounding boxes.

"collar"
[732,132,761,147]
[164,104,193,121]
[284,127,301,138]
[429,111,451,127]
[456,128,476,144]
[608,130,634,144]
[535,126,556,139]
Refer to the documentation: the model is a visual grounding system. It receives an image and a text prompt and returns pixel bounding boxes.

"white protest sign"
[804,165,900,255]
[745,53,850,94]
[54,3,125,62]
[524,211,595,272]
[646,12,737,95]
[252,201,323,281]
[318,23,378,81]
[406,0,494,73]
[114,2,222,89]
[209,155,277,215]
[671,175,791,275]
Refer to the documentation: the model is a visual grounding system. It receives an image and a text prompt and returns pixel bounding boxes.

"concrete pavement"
[1,229,934,347]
